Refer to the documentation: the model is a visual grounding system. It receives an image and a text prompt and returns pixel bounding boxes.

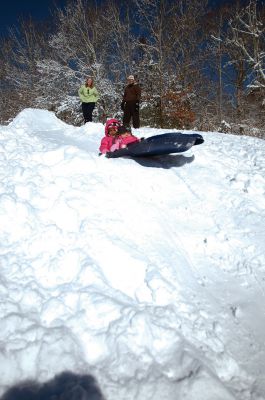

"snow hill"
[0,109,265,400]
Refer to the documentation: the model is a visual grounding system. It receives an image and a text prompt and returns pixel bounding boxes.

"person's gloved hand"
[121,101,125,111]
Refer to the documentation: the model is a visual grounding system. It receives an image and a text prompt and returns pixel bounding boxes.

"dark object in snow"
[106,132,204,158]
[0,371,105,400]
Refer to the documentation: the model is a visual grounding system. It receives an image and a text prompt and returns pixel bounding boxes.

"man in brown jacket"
[121,75,141,129]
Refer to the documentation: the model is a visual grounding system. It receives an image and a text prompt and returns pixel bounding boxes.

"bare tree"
[228,0,265,90]
[0,18,52,122]
[133,0,208,128]
[225,0,265,131]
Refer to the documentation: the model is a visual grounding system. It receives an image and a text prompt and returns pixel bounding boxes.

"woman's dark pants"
[82,102,95,123]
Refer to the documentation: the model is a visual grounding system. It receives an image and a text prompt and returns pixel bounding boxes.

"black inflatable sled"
[106,132,204,158]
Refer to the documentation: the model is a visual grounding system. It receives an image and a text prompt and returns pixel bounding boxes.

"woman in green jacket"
[78,77,100,123]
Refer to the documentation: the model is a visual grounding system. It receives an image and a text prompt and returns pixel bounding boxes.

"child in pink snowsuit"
[99,121,140,155]
[99,118,121,154]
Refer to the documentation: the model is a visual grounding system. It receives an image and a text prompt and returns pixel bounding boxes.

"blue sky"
[0,0,250,38]
[0,0,67,36]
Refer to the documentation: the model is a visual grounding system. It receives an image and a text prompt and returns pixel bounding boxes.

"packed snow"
[0,109,265,400]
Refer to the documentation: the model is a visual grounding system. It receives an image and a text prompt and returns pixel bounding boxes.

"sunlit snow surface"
[0,109,265,400]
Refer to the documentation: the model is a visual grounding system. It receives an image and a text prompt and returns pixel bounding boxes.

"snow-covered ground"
[0,109,265,400]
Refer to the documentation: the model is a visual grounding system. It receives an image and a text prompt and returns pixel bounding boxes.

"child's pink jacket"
[99,136,116,154]
[99,118,121,154]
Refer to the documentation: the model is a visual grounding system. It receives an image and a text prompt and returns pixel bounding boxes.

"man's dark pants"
[123,101,140,128]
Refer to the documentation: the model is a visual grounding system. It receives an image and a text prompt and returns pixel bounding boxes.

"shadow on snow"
[0,371,105,400]
[126,154,195,169]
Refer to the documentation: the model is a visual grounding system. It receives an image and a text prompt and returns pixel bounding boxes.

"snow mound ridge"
[9,108,69,132]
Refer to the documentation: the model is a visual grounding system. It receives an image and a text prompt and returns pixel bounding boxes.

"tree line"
[0,0,264,137]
